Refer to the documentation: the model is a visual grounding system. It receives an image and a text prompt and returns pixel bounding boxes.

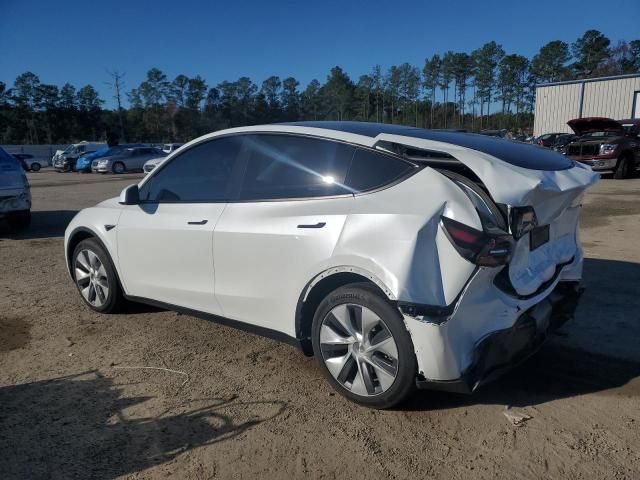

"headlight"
[599,144,618,155]
[97,160,108,165]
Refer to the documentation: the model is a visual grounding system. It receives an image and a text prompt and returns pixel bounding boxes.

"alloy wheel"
[74,249,109,307]
[320,303,399,396]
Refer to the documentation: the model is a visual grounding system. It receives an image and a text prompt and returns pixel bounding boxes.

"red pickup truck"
[565,117,640,179]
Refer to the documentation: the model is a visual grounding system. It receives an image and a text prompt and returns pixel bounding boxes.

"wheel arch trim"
[65,226,125,292]
[301,265,396,303]
[294,266,397,356]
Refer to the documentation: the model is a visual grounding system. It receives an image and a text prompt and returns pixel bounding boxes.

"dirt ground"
[1,169,639,479]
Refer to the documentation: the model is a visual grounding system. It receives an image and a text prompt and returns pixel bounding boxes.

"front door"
[116,136,244,314]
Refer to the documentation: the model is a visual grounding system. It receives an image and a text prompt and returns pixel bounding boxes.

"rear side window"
[345,148,414,192]
[140,137,242,202]
[238,135,355,200]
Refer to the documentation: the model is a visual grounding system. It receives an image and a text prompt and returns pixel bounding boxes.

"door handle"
[297,222,326,229]
[188,220,208,225]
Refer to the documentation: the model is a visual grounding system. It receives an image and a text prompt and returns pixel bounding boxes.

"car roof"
[278,121,571,170]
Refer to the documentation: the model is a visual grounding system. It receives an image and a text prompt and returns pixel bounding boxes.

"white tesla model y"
[64,122,598,408]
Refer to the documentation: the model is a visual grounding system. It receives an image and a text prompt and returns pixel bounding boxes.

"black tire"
[613,154,631,179]
[72,238,124,313]
[7,210,31,230]
[311,283,417,409]
[112,162,125,174]
[30,162,41,172]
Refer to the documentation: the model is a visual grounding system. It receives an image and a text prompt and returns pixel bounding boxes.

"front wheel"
[72,238,124,313]
[613,154,631,179]
[311,284,417,409]
[30,162,41,172]
[112,162,125,174]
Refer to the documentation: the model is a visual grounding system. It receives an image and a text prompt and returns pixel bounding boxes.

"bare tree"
[106,69,126,141]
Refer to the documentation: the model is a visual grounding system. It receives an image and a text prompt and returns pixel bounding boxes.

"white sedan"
[64,122,597,408]
[142,156,165,174]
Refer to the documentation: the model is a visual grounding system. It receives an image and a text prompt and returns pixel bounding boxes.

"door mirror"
[119,184,140,205]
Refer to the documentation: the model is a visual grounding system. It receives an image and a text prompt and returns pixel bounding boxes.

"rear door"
[213,134,356,335]
[117,137,244,314]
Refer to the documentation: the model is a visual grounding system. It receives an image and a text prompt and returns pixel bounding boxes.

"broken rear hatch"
[373,131,599,297]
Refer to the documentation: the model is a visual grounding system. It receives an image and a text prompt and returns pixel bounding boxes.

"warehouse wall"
[581,77,640,119]
[534,75,640,136]
[533,83,581,136]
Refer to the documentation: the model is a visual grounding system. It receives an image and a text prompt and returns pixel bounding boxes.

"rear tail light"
[441,216,512,267]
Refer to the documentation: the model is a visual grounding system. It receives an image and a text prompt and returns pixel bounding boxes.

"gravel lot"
[1,170,639,479]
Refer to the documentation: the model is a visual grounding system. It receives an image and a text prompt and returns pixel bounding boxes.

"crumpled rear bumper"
[416,281,582,393]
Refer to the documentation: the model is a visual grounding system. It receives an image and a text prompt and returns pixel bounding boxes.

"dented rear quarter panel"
[333,167,480,307]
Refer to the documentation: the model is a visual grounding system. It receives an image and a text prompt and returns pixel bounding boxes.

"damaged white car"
[64,122,597,408]
[1,146,32,230]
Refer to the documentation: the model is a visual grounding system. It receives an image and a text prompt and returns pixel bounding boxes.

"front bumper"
[0,192,31,217]
[416,281,582,393]
[572,157,617,172]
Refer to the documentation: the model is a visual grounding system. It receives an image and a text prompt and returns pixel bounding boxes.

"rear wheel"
[112,162,125,174]
[72,238,124,313]
[312,284,417,409]
[30,162,41,172]
[613,154,631,179]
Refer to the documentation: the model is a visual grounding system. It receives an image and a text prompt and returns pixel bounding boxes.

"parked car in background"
[161,143,183,154]
[514,134,535,143]
[91,147,165,174]
[142,156,165,174]
[53,142,106,171]
[11,153,30,171]
[65,121,597,408]
[75,144,146,172]
[1,147,31,229]
[535,133,568,148]
[552,134,578,152]
[565,117,640,179]
[479,129,511,139]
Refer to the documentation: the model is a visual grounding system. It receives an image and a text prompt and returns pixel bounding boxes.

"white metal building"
[534,73,640,136]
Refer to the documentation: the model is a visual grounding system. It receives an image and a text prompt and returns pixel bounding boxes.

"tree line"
[1,30,638,145]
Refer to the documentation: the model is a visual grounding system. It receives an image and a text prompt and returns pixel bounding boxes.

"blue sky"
[1,0,639,108]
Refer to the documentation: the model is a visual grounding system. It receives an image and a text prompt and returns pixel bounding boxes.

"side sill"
[124,295,307,353]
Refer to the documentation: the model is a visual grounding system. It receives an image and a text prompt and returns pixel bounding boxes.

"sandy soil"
[1,170,639,479]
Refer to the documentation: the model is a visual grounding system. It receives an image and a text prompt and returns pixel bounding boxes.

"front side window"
[238,134,355,200]
[140,137,243,203]
[345,148,414,192]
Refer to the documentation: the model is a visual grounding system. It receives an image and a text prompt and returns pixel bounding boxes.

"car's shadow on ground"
[0,210,77,240]
[0,370,287,480]
[405,257,640,411]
